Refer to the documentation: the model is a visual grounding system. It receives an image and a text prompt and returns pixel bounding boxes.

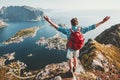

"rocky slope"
[36,24,120,80]
[95,24,120,48]
[80,39,120,80]
[35,39,120,80]
[0,6,44,22]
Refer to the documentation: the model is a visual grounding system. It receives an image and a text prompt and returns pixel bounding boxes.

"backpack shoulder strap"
[70,28,74,33]
[70,27,81,33]
[77,27,80,32]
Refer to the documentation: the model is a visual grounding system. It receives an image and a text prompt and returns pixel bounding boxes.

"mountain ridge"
[0,6,44,22]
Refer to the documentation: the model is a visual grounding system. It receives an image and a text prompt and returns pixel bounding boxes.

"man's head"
[71,18,78,26]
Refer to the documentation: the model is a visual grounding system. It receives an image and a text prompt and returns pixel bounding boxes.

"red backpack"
[67,28,84,50]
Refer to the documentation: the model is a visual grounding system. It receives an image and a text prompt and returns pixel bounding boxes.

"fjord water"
[0,10,120,70]
[0,21,67,70]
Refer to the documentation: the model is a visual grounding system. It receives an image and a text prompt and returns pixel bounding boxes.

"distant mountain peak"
[95,24,120,48]
[0,6,44,22]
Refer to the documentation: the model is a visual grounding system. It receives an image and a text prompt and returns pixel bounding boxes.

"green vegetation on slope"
[4,27,39,45]
[81,40,120,70]
[14,27,37,37]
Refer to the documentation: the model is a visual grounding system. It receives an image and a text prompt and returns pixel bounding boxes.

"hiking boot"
[73,67,76,72]
[66,70,73,77]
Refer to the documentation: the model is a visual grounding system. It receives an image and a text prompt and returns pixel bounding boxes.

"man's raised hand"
[96,16,110,27]
[44,16,51,22]
[43,16,58,29]
[102,16,110,23]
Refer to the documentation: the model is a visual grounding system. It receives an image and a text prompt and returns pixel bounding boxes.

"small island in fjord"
[3,27,40,45]
[0,20,7,28]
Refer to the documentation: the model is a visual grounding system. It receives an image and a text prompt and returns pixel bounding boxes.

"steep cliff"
[0,6,44,22]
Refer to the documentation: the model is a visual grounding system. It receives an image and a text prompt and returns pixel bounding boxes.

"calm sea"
[0,10,120,70]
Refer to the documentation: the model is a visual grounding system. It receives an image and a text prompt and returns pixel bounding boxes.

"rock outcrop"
[80,39,120,80]
[95,24,120,48]
[0,6,44,22]
[35,60,85,80]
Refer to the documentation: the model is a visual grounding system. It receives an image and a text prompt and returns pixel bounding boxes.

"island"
[0,20,7,28]
[3,27,40,45]
[36,33,67,50]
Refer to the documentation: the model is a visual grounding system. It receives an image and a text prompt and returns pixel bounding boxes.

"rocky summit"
[80,39,120,80]
[35,39,120,80]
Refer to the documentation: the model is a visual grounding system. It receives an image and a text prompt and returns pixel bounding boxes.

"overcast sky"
[0,0,120,10]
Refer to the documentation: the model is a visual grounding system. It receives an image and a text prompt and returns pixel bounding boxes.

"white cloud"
[0,0,120,10]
